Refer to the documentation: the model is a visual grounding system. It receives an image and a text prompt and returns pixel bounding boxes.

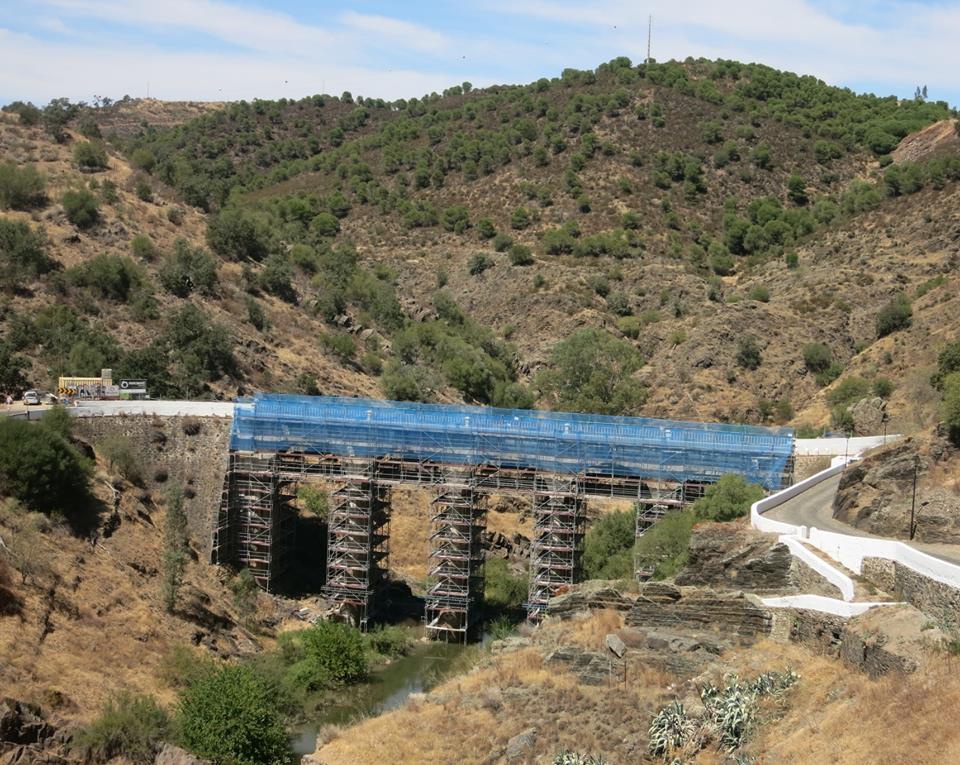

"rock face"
[0,699,53,747]
[833,437,960,543]
[676,525,794,591]
[849,396,886,436]
[545,581,633,618]
[544,646,612,685]
[626,588,772,638]
[505,728,537,762]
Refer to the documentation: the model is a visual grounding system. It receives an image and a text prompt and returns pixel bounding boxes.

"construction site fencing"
[230,394,794,490]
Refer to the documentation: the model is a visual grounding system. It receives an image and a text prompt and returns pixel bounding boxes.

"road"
[2,400,235,419]
[765,471,960,567]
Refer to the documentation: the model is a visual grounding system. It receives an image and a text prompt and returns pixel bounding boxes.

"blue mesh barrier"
[230,394,794,489]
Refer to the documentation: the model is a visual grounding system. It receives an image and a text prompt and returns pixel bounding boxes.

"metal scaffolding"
[424,486,487,641]
[323,477,391,630]
[527,477,585,619]
[212,454,295,591]
[633,480,706,580]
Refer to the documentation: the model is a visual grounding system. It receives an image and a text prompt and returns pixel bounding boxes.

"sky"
[1,0,959,107]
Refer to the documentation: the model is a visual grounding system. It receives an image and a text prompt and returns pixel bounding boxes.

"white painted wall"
[794,435,900,456]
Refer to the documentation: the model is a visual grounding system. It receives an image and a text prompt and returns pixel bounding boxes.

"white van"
[22,390,40,406]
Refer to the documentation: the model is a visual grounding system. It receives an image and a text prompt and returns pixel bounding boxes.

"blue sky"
[1,1,959,106]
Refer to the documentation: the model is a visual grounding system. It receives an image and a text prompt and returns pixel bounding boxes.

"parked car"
[22,390,40,406]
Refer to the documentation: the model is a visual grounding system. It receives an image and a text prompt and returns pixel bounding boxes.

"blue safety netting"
[230,394,794,489]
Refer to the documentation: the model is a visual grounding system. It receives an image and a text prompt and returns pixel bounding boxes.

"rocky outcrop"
[848,396,886,436]
[482,531,530,561]
[833,436,960,543]
[676,525,794,591]
[0,699,73,765]
[154,744,213,765]
[545,581,633,618]
[626,587,772,638]
[544,646,612,685]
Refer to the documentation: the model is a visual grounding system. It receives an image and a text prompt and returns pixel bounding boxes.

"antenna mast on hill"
[647,15,653,63]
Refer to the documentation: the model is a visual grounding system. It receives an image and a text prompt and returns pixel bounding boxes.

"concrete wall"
[74,414,232,557]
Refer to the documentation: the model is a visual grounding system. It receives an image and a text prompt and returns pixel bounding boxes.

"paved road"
[765,471,960,567]
[2,400,235,419]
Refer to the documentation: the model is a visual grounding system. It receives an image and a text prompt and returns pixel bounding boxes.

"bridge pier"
[527,479,585,620]
[213,454,296,591]
[424,485,487,641]
[323,476,391,630]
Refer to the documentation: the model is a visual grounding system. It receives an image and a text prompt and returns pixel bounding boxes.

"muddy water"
[290,639,466,756]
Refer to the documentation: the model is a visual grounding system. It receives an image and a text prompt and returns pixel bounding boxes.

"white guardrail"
[752,452,960,615]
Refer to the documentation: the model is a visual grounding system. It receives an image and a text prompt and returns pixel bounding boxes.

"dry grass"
[388,488,432,583]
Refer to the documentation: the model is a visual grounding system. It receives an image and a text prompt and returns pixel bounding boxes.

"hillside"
[2,58,960,434]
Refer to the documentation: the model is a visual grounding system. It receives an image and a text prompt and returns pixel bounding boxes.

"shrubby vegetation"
[582,510,635,580]
[0,218,53,291]
[483,557,527,610]
[73,692,172,765]
[0,162,46,210]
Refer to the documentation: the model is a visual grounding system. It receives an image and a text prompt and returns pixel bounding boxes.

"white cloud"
[340,11,451,55]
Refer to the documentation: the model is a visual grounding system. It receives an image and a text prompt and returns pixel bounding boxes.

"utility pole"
[909,455,919,540]
[647,15,652,64]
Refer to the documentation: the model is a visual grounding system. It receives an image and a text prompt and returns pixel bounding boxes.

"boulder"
[505,727,537,762]
[0,699,53,746]
[604,633,626,658]
[849,396,886,436]
[154,744,212,765]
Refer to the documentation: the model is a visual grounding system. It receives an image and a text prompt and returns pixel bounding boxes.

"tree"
[229,568,259,625]
[876,294,912,337]
[802,342,832,373]
[310,211,340,237]
[62,189,100,228]
[68,254,143,302]
[0,343,28,394]
[161,485,188,613]
[537,328,647,415]
[177,665,291,765]
[583,510,635,580]
[206,207,272,261]
[787,174,808,205]
[0,218,53,292]
[692,474,765,521]
[42,98,78,142]
[258,254,296,302]
[0,418,91,516]
[279,621,367,690]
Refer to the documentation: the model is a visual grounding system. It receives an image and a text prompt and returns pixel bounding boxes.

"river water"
[290,639,466,756]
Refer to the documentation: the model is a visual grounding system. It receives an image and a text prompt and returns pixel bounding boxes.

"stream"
[290,639,467,756]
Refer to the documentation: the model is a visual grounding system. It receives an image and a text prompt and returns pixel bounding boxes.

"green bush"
[258,253,296,302]
[297,485,329,518]
[748,285,770,302]
[692,474,765,521]
[62,188,100,228]
[469,253,494,275]
[381,362,429,402]
[98,435,143,485]
[538,328,646,415]
[477,218,496,240]
[310,211,340,237]
[0,162,46,210]
[131,234,159,261]
[0,218,53,291]
[635,510,696,580]
[73,141,109,171]
[163,305,236,395]
[876,294,912,337]
[802,342,832,373]
[509,243,534,266]
[873,377,894,398]
[206,207,272,261]
[942,372,960,445]
[279,621,368,690]
[736,336,762,369]
[483,557,527,609]
[510,206,531,230]
[159,239,217,297]
[321,331,355,361]
[178,664,292,765]
[583,510,635,580]
[0,343,28,394]
[68,254,143,302]
[826,376,871,409]
[492,232,513,252]
[73,692,171,765]
[0,418,91,516]
[933,340,960,389]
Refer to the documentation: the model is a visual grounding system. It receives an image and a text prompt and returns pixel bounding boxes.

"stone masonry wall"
[863,557,960,627]
[74,414,232,558]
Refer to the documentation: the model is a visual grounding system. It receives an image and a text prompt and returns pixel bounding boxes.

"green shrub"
[583,510,635,580]
[618,316,641,339]
[381,362,429,402]
[73,692,171,765]
[876,294,912,337]
[0,418,91,516]
[736,336,762,369]
[98,435,143,485]
[206,207,272,261]
[298,485,329,518]
[178,664,291,765]
[509,243,534,266]
[0,218,53,291]
[802,342,832,373]
[635,510,696,580]
[692,474,765,522]
[492,232,513,252]
[873,377,894,398]
[826,376,871,409]
[538,328,646,415]
[321,331,355,361]
[0,162,46,210]
[310,211,340,237]
[477,218,496,240]
[73,141,109,171]
[483,557,527,609]
[942,372,960,445]
[279,621,368,690]
[258,253,296,302]
[163,305,236,394]
[68,254,143,302]
[469,253,494,275]
[62,188,100,228]
[364,625,413,658]
[131,234,159,261]
[510,206,531,230]
[159,239,217,297]
[748,284,770,302]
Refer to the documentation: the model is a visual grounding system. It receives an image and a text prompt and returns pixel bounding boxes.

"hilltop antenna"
[647,15,652,63]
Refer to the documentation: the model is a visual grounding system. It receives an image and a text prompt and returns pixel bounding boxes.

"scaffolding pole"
[323,476,390,630]
[526,477,585,621]
[212,453,295,592]
[424,485,487,642]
